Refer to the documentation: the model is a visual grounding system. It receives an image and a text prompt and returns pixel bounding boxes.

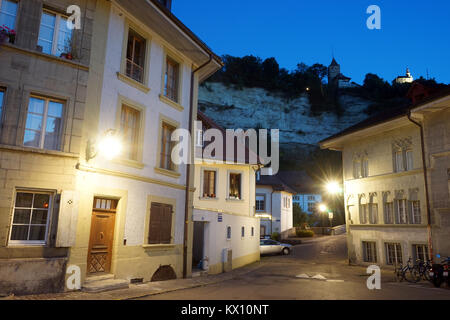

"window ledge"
[159,94,184,112]
[117,72,150,93]
[154,167,181,178]
[226,198,244,202]
[113,158,145,169]
[199,197,219,201]
[0,43,89,70]
[142,244,176,250]
[0,144,79,158]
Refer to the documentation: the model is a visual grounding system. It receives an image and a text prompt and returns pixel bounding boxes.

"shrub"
[271,232,280,241]
[296,229,314,238]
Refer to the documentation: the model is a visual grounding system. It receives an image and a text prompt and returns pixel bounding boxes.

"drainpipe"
[407,111,433,262]
[183,55,213,278]
[270,191,275,236]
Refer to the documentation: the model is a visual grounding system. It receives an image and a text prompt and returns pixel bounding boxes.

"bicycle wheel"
[404,267,420,283]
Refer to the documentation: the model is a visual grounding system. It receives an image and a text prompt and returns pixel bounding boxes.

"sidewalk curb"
[121,264,265,300]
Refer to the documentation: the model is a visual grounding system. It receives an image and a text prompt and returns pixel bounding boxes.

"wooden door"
[87,198,117,274]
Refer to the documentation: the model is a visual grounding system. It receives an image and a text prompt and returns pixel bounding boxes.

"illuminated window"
[120,105,140,160]
[160,122,176,171]
[164,56,180,102]
[9,191,52,245]
[202,170,216,198]
[229,173,242,200]
[126,29,146,83]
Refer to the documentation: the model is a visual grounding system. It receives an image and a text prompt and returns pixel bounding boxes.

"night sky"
[173,0,450,84]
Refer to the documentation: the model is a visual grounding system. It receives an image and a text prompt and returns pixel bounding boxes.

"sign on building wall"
[218,212,223,222]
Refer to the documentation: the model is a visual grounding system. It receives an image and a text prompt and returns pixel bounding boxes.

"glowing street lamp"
[325,181,342,195]
[318,204,327,213]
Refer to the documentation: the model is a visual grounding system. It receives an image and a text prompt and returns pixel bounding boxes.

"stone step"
[82,277,129,293]
[84,274,114,284]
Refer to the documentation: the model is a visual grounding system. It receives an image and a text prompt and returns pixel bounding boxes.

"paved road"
[139,235,450,300]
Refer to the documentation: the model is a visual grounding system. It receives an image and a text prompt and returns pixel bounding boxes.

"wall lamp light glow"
[86,129,122,161]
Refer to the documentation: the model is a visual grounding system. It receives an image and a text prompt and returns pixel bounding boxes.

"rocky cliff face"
[198,82,371,152]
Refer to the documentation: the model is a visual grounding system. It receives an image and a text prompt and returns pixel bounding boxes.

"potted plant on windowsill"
[0,25,16,44]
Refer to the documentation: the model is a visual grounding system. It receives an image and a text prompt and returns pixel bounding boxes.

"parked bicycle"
[394,258,420,283]
[414,259,433,282]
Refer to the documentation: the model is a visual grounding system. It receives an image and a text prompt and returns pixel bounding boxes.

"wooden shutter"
[148,203,173,244]
[160,204,172,244]
[149,203,163,244]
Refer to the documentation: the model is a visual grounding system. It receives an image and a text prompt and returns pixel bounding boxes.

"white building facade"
[67,0,222,286]
[321,111,430,266]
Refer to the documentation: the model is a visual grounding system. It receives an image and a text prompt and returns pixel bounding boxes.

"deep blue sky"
[173,0,450,84]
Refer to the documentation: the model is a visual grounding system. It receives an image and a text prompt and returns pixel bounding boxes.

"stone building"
[320,86,450,266]
[0,0,222,295]
[68,0,221,291]
[409,90,450,260]
[395,68,414,84]
[0,0,94,295]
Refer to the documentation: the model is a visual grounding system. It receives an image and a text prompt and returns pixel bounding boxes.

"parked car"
[260,239,292,255]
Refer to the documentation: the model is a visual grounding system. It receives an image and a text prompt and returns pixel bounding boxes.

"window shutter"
[160,204,173,244]
[149,203,163,244]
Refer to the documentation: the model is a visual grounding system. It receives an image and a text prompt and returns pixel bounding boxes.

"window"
[93,198,118,211]
[413,244,429,262]
[307,202,315,213]
[384,202,394,224]
[148,202,172,244]
[196,129,203,147]
[353,161,361,178]
[369,203,378,224]
[9,191,52,245]
[411,201,421,224]
[386,243,402,265]
[362,158,369,177]
[24,96,63,150]
[126,29,146,83]
[164,56,179,102]
[160,122,176,171]
[363,241,377,263]
[119,105,140,160]
[256,195,265,211]
[202,170,216,198]
[226,226,231,240]
[0,0,18,30]
[229,173,241,199]
[251,227,254,237]
[406,150,413,171]
[0,88,4,121]
[359,204,368,224]
[307,195,315,201]
[241,226,245,238]
[38,11,73,57]
[396,199,407,224]
[395,150,404,172]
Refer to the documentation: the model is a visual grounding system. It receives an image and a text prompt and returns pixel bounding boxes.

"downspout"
[407,111,433,261]
[183,55,213,278]
[270,191,274,235]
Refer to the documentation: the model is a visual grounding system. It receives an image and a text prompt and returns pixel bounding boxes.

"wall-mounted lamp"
[86,129,123,162]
